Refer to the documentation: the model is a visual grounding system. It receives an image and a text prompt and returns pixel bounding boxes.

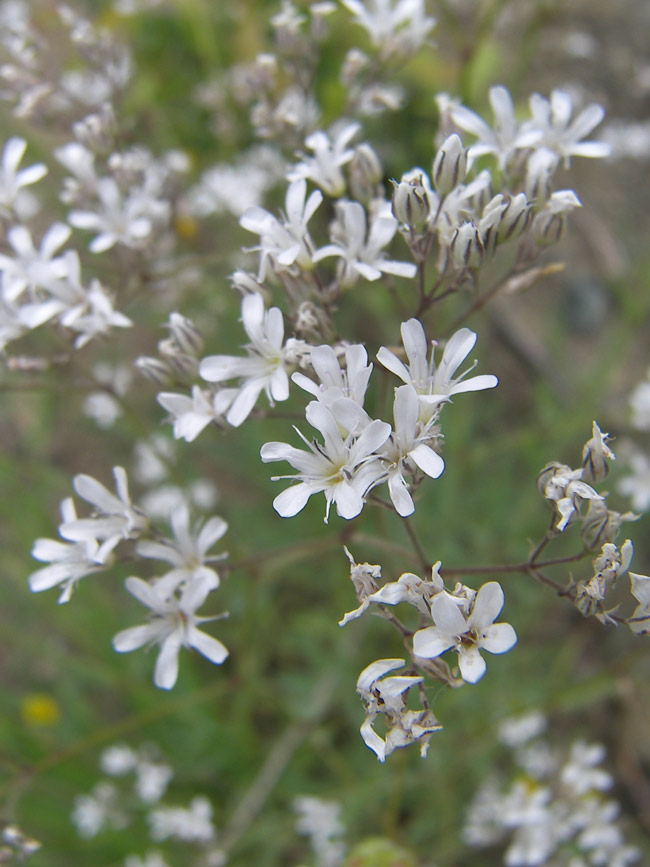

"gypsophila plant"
[1,0,649,864]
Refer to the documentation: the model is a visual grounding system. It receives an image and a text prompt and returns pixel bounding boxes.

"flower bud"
[167,312,204,358]
[449,221,484,268]
[135,356,174,387]
[582,421,614,484]
[432,134,467,195]
[391,176,430,230]
[350,143,383,204]
[158,339,200,381]
[499,192,534,241]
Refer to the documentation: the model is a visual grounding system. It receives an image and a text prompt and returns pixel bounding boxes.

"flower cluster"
[342,550,517,760]
[72,742,225,867]
[463,713,641,866]
[28,469,229,689]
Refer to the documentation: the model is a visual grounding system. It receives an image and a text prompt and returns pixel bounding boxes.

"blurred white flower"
[0,136,47,218]
[113,573,228,689]
[200,292,306,427]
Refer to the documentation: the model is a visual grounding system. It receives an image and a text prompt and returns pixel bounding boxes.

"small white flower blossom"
[378,383,445,516]
[313,199,417,287]
[200,292,306,427]
[60,466,148,558]
[377,319,498,423]
[157,386,236,442]
[72,782,127,838]
[124,852,171,867]
[294,796,346,867]
[29,497,108,603]
[239,178,323,280]
[341,0,435,57]
[527,89,610,166]
[261,398,390,522]
[147,796,216,843]
[292,343,373,409]
[0,136,47,218]
[100,744,138,776]
[413,581,517,683]
[0,222,70,301]
[445,85,541,170]
[113,573,228,689]
[287,123,359,196]
[134,759,174,804]
[628,371,650,431]
[136,499,227,591]
[60,279,133,348]
[560,741,612,797]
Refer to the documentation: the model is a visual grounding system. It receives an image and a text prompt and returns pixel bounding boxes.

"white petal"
[481,622,517,654]
[273,483,313,517]
[154,632,183,689]
[458,647,487,683]
[187,626,229,665]
[388,471,414,517]
[469,581,504,630]
[430,592,468,635]
[410,443,444,479]
[113,622,163,652]
[412,625,455,659]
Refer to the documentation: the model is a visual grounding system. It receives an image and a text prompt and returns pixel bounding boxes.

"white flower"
[134,759,174,804]
[413,581,517,683]
[113,573,228,689]
[313,199,417,287]
[100,744,137,776]
[60,466,148,557]
[29,497,108,603]
[124,852,171,867]
[136,500,227,590]
[294,796,346,867]
[261,399,390,522]
[628,372,650,431]
[157,386,235,442]
[341,0,435,56]
[291,342,373,408]
[60,279,132,348]
[0,136,47,218]
[200,292,305,427]
[377,319,497,422]
[69,176,154,253]
[379,383,445,516]
[239,178,323,280]
[527,89,610,166]
[560,742,612,797]
[287,124,359,196]
[446,86,541,169]
[147,797,215,843]
[72,782,127,838]
[0,222,70,301]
